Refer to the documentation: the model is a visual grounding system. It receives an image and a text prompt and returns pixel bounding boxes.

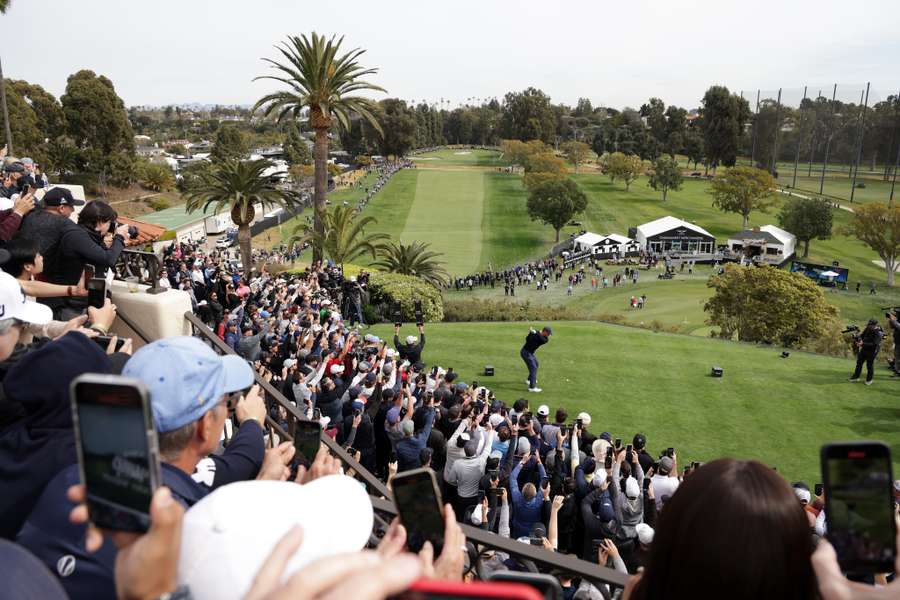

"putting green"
[400,169,485,274]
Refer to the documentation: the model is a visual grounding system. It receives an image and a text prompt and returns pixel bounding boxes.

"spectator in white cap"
[393,322,425,364]
[0,270,53,361]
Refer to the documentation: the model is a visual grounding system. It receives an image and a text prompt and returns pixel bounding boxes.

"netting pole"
[791,86,807,188]
[849,82,870,204]
[807,89,822,178]
[891,96,900,205]
[750,90,761,168]
[771,88,783,175]
[819,84,838,196]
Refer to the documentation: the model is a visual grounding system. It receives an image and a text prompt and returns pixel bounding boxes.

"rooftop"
[140,203,211,230]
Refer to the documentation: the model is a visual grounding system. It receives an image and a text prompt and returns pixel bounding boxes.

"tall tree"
[526,178,588,242]
[522,151,567,191]
[682,128,705,169]
[499,87,556,143]
[704,264,838,346]
[254,33,385,263]
[211,126,248,162]
[663,105,688,157]
[606,152,643,191]
[289,203,388,267]
[648,156,683,202]
[60,70,135,156]
[640,97,667,146]
[561,140,591,173]
[573,97,594,118]
[366,99,416,157]
[283,122,312,165]
[185,159,301,276]
[709,166,777,228]
[700,85,751,171]
[777,197,833,258]
[845,202,900,286]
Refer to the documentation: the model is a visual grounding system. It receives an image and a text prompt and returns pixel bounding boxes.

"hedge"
[366,271,444,323]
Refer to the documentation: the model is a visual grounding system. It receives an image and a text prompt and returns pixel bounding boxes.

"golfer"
[521,326,552,392]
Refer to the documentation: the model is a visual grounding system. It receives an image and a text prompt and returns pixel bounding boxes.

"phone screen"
[822,442,896,573]
[392,468,444,554]
[604,454,613,470]
[71,375,159,532]
[293,420,321,466]
[87,277,107,309]
[92,335,126,352]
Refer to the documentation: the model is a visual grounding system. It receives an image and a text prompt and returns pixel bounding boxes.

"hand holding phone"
[71,374,160,532]
[821,441,896,574]
[87,277,108,310]
[391,468,444,554]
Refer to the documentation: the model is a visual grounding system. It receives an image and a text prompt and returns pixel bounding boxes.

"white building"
[573,232,640,257]
[633,216,716,254]
[726,225,796,264]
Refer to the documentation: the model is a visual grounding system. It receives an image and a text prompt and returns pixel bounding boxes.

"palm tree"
[288,203,388,267]
[0,0,13,153]
[185,159,300,276]
[373,241,449,288]
[253,33,385,263]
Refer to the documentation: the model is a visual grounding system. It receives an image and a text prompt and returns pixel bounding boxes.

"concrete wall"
[109,281,193,348]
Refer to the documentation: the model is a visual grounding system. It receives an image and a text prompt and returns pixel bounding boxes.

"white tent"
[634,216,715,254]
[727,224,796,264]
[573,232,605,252]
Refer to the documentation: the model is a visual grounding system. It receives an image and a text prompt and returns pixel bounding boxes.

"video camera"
[881,306,900,319]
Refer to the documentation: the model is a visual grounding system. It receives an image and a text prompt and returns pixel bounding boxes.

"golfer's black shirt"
[522,331,548,354]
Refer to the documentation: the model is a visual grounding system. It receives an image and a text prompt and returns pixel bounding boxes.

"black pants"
[852,349,877,382]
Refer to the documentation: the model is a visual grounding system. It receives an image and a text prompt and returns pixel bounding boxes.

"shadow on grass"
[842,405,900,458]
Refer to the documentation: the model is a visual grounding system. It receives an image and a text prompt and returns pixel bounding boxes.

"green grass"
[777,174,897,205]
[368,321,900,485]
[411,148,506,167]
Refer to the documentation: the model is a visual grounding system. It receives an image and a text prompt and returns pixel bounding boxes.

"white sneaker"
[528,387,542,393]
[849,378,860,383]
[864,380,873,386]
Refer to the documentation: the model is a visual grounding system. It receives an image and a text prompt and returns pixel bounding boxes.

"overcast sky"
[3,0,897,110]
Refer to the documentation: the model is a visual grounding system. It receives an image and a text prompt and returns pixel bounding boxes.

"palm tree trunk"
[238,224,252,278]
[313,127,329,263]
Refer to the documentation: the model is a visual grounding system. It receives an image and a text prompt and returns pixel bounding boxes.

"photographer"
[887,310,900,376]
[394,322,425,364]
[849,319,884,386]
[42,200,132,320]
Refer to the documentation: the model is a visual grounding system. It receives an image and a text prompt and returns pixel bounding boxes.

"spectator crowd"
[0,144,897,599]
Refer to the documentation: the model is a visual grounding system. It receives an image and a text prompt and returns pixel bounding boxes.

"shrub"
[442,298,582,322]
[142,164,175,192]
[367,271,443,323]
[147,197,171,211]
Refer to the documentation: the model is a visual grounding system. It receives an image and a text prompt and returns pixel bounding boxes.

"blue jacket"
[224,330,239,352]
[394,409,435,472]
[510,460,547,539]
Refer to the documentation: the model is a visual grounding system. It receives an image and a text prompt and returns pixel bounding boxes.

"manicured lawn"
[777,174,897,205]
[368,321,900,485]
[411,148,506,167]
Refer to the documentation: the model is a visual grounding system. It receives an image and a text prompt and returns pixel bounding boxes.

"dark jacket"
[394,333,425,364]
[0,333,112,540]
[0,208,23,242]
[43,225,125,310]
[395,409,435,472]
[14,209,73,258]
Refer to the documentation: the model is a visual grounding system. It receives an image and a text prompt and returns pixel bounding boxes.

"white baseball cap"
[537,405,550,417]
[0,272,51,325]
[406,335,418,345]
[178,476,372,600]
[635,523,655,545]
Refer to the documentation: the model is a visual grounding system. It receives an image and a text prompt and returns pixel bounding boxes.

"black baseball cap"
[42,187,85,207]
[3,162,25,174]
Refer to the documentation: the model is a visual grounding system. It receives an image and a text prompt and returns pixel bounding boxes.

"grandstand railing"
[113,249,166,294]
[178,310,629,591]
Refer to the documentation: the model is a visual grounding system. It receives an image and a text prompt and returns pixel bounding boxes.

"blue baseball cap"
[123,336,254,433]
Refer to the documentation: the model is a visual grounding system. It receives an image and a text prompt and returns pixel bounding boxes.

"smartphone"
[666,447,674,458]
[92,335,126,352]
[392,468,444,554]
[346,446,358,456]
[691,461,700,470]
[614,438,622,449]
[414,299,424,326]
[575,418,583,429]
[83,264,96,282]
[591,538,604,554]
[312,408,321,420]
[293,419,321,466]
[70,374,160,532]
[821,441,896,574]
[87,277,107,309]
[814,483,824,497]
[540,476,550,489]
[604,454,613,470]
[643,478,651,491]
[626,444,633,453]
[488,469,499,481]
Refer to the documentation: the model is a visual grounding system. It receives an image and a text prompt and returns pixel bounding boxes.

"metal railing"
[113,250,166,294]
[180,310,627,591]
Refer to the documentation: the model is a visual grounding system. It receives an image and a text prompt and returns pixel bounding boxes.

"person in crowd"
[509,450,548,539]
[622,459,818,599]
[41,200,133,319]
[849,318,884,385]
[394,322,425,363]
[650,454,679,509]
[520,325,551,393]
[885,310,899,376]
[14,187,83,260]
[395,397,436,472]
